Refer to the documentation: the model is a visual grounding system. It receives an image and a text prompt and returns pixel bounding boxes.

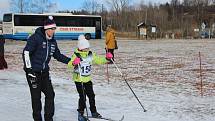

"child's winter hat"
[44,16,56,30]
[77,35,90,50]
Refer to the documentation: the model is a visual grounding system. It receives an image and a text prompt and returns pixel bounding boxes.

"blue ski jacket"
[22,27,71,72]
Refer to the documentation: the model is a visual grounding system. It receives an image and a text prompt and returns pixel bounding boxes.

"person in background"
[0,37,8,70]
[105,25,118,63]
[22,16,71,121]
[68,35,113,121]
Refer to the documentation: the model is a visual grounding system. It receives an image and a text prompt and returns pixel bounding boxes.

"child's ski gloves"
[106,52,113,59]
[73,57,81,65]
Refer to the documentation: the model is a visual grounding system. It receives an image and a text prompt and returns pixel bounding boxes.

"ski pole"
[78,64,90,119]
[107,63,110,84]
[111,59,147,112]
[105,48,110,84]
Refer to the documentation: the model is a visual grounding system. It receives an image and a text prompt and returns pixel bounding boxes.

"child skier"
[68,35,113,121]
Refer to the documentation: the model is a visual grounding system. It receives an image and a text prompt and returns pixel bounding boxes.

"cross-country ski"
[88,115,124,121]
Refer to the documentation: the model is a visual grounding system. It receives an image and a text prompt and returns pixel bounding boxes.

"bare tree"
[104,0,131,31]
[47,2,58,13]
[10,0,29,13]
[183,0,210,6]
[82,0,101,14]
[30,0,56,13]
[10,0,56,13]
[106,0,131,15]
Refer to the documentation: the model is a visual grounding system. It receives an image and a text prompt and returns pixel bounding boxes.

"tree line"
[10,0,215,38]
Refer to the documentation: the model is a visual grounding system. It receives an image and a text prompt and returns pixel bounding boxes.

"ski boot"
[78,112,88,121]
[91,112,102,118]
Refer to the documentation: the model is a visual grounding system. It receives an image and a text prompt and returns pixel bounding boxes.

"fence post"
[199,52,203,96]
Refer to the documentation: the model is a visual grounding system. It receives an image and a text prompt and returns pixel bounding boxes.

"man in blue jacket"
[22,16,71,121]
[0,37,8,69]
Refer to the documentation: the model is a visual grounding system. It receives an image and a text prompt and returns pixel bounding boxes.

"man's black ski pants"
[26,71,55,121]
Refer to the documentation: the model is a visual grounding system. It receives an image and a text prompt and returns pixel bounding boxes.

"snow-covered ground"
[0,39,215,121]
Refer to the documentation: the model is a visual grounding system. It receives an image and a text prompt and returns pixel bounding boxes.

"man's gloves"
[106,52,113,60]
[73,57,81,66]
[26,68,37,88]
